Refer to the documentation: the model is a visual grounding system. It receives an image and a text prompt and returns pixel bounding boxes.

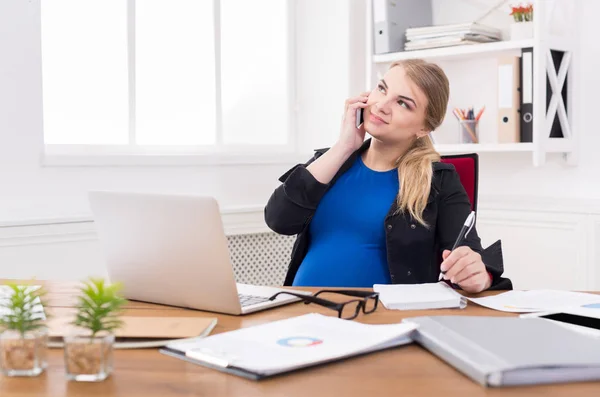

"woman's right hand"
[335,92,370,154]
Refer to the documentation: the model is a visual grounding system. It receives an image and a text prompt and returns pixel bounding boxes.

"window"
[41,0,294,160]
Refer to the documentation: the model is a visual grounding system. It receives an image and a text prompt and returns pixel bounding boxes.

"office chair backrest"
[440,153,478,211]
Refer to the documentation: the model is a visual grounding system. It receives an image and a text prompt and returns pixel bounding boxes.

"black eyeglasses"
[268,290,379,320]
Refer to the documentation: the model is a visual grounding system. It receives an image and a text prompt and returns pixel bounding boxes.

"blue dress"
[292,156,399,287]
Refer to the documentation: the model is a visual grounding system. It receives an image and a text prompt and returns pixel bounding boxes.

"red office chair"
[440,153,478,211]
[439,153,505,288]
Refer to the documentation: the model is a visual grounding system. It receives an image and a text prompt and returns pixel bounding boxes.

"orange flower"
[510,3,533,22]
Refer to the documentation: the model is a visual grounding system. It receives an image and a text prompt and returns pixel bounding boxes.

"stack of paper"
[160,313,417,379]
[404,22,502,51]
[373,282,466,310]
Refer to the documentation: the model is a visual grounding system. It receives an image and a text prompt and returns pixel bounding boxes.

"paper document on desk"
[160,313,416,379]
[468,290,600,313]
[0,285,46,320]
[373,282,467,310]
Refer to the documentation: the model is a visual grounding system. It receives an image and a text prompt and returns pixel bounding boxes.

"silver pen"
[438,211,476,282]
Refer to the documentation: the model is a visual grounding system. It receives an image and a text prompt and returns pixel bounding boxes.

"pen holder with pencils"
[453,106,484,144]
[458,120,479,144]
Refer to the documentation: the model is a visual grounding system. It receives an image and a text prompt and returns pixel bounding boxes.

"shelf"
[373,39,535,63]
[544,138,575,153]
[364,0,578,167]
[435,143,534,154]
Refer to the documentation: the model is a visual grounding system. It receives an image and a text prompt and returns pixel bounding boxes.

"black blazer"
[264,140,512,290]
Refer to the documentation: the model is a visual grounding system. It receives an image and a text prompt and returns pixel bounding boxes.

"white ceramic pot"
[510,21,534,40]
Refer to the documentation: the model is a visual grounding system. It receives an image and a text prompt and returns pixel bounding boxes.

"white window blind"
[41,0,293,154]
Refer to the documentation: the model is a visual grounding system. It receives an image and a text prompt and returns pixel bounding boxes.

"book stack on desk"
[404,22,502,51]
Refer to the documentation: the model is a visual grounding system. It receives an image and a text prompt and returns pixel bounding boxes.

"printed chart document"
[160,313,417,380]
[373,282,467,310]
[468,290,600,313]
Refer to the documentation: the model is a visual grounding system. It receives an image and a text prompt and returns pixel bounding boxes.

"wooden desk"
[1,280,600,397]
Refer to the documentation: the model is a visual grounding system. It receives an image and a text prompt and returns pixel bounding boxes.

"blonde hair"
[391,59,449,226]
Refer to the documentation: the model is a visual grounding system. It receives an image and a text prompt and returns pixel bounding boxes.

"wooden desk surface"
[1,280,600,397]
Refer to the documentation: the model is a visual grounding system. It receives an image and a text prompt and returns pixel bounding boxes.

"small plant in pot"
[64,278,126,382]
[0,283,48,377]
[509,3,534,40]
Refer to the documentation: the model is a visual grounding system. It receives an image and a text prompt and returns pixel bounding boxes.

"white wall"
[0,0,356,223]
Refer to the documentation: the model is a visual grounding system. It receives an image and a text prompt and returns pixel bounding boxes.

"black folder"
[519,47,533,142]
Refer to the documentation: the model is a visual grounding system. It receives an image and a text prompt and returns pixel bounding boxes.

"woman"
[265,59,511,292]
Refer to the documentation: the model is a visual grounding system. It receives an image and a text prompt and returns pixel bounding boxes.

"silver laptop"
[88,191,308,315]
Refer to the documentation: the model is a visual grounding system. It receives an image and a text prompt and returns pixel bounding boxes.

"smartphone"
[355,108,364,128]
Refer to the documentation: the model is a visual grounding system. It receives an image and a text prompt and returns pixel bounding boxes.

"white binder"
[372,0,432,54]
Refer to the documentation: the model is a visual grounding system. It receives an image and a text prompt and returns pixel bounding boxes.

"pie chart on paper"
[277,336,323,348]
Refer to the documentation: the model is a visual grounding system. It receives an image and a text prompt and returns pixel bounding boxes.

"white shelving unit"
[365,0,579,167]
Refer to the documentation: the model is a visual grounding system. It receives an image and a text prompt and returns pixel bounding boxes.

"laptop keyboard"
[238,293,270,307]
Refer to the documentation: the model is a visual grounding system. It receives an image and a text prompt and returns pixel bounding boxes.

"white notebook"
[160,313,417,379]
[373,282,467,310]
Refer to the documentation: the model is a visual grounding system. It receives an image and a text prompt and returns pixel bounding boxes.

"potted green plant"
[0,283,48,377]
[63,278,126,382]
[509,3,534,40]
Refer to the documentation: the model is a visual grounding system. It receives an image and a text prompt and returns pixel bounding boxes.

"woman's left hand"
[440,246,491,293]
